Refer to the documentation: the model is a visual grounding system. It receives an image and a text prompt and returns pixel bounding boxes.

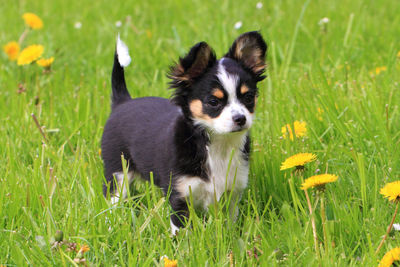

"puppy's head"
[169,31,267,134]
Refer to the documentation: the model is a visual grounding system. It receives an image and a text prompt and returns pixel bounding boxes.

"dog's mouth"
[231,125,249,133]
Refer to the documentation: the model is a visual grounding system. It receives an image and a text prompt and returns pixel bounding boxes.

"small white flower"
[115,20,122,28]
[256,2,263,9]
[234,21,242,30]
[393,223,400,231]
[318,17,330,26]
[74,22,82,29]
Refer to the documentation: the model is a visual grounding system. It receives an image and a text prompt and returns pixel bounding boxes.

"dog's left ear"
[169,42,216,88]
[169,42,216,113]
[225,31,267,81]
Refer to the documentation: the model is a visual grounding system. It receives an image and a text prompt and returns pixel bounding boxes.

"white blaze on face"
[211,59,253,134]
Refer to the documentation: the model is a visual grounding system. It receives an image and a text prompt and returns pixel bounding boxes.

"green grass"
[2,0,400,265]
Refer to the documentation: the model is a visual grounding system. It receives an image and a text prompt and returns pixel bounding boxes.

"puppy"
[101,31,267,234]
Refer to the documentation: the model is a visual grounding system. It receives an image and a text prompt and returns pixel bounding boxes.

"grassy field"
[2,0,400,265]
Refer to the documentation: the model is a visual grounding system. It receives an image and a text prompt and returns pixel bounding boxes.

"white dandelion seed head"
[318,17,330,25]
[115,21,122,28]
[74,22,82,29]
[234,21,242,30]
[256,2,263,9]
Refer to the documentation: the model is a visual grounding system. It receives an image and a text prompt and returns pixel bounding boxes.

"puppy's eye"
[208,98,220,107]
[243,93,255,104]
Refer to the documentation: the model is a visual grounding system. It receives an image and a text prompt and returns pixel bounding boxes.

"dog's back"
[101,96,182,195]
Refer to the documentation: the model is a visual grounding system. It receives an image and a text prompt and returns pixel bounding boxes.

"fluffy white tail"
[116,34,131,67]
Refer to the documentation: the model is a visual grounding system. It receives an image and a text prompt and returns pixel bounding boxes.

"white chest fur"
[176,132,249,210]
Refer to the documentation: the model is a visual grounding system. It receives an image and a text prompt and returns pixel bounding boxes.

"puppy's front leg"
[169,194,189,235]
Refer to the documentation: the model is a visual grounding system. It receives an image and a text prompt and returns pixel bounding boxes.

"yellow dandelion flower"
[22,13,43,29]
[36,57,54,67]
[3,41,20,61]
[280,153,316,170]
[294,121,306,137]
[281,121,307,140]
[301,174,338,190]
[79,244,90,253]
[17,44,44,65]
[163,257,178,267]
[371,66,387,76]
[376,66,387,75]
[380,181,400,202]
[75,244,90,260]
[397,51,400,58]
[379,247,400,267]
[281,124,294,140]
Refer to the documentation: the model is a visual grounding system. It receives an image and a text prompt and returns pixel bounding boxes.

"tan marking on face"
[212,89,224,99]
[240,85,249,94]
[189,99,212,121]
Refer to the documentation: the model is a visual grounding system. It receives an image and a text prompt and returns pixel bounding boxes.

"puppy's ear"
[225,31,267,81]
[169,42,216,88]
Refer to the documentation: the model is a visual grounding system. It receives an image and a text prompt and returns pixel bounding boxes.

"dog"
[101,31,267,235]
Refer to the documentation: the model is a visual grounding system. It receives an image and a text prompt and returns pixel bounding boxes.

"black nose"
[233,114,246,126]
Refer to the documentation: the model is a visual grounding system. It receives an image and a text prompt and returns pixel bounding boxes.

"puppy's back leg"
[103,171,134,230]
[110,171,135,204]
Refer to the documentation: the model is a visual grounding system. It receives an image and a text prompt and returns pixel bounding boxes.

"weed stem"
[18,28,29,45]
[320,191,328,255]
[304,189,320,259]
[375,201,399,254]
[31,113,48,143]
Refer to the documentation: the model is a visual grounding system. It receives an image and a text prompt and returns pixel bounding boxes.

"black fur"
[101,97,210,227]
[101,31,267,232]
[173,118,209,180]
[241,135,251,161]
[111,51,131,108]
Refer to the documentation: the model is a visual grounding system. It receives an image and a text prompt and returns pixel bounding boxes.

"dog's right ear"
[225,31,267,81]
[168,42,216,88]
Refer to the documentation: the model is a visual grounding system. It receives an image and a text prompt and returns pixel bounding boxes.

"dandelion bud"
[55,230,63,242]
